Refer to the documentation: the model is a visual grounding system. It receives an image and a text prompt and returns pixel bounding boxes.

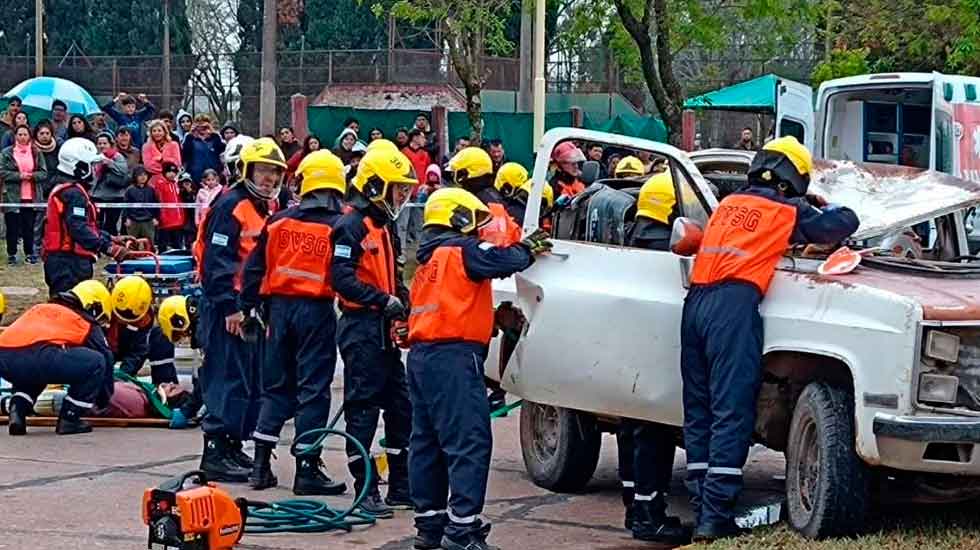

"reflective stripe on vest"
[259,217,335,299]
[193,195,267,289]
[0,303,91,349]
[338,217,396,311]
[479,202,522,246]
[690,193,797,294]
[42,183,99,260]
[408,246,494,345]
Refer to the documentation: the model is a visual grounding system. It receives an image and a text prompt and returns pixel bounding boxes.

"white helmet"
[58,138,102,182]
[222,134,255,165]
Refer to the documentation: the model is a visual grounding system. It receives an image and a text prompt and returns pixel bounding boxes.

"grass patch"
[701,502,980,549]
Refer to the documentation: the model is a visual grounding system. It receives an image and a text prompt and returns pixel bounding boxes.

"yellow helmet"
[353,148,418,219]
[615,156,645,178]
[69,280,112,325]
[240,137,287,199]
[423,187,492,235]
[449,147,493,185]
[749,136,813,196]
[494,162,528,197]
[0,290,5,324]
[636,172,677,224]
[297,150,346,196]
[366,138,399,153]
[517,179,554,210]
[158,295,191,343]
[111,275,153,323]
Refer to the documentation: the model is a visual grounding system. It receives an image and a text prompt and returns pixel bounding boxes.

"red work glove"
[390,320,409,349]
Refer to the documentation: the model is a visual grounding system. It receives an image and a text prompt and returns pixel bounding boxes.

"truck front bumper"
[873,413,980,474]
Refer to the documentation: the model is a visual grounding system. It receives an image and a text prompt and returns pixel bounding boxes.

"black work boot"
[293,456,346,496]
[55,400,92,435]
[692,519,750,542]
[8,395,31,436]
[415,514,448,550]
[200,435,250,482]
[441,522,499,550]
[632,497,690,545]
[356,483,394,519]
[488,388,507,417]
[385,451,413,509]
[248,442,278,490]
[227,437,254,469]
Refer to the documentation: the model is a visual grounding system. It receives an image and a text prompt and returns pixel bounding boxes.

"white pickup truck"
[487,127,980,539]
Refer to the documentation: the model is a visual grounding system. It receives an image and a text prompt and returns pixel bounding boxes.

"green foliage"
[810,48,870,88]
[0,0,193,57]
[831,0,980,76]
[381,0,515,56]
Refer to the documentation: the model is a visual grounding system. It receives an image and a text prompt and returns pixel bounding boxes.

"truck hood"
[809,161,980,240]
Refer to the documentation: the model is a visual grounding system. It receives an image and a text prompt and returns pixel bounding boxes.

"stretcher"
[104,246,200,299]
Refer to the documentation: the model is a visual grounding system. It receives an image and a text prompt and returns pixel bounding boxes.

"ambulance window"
[934,110,954,174]
[671,162,710,227]
[779,118,806,145]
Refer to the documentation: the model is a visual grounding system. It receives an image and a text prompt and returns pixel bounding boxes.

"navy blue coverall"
[241,195,343,448]
[330,208,412,496]
[408,231,533,541]
[196,185,268,441]
[681,186,859,529]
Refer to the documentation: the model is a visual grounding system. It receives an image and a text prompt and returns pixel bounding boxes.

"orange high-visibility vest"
[479,203,522,246]
[42,183,99,260]
[690,193,797,294]
[0,303,91,349]
[408,246,494,345]
[338,217,396,311]
[194,194,267,291]
[259,217,335,299]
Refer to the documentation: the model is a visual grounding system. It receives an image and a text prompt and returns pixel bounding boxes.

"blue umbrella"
[3,77,101,116]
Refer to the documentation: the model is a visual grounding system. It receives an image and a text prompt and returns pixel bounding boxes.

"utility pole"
[162,0,172,109]
[34,0,43,76]
[532,0,546,148]
[517,0,533,112]
[259,0,278,135]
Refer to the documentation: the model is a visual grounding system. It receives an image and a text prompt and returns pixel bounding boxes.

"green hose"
[244,408,377,534]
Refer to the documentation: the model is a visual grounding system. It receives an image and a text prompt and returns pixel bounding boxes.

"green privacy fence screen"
[308,106,666,170]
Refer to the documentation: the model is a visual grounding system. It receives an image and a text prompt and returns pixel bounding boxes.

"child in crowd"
[151,162,186,251]
[124,166,160,243]
[195,168,223,226]
[178,171,198,250]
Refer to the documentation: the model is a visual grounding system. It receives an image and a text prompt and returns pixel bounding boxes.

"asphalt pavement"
[0,380,786,550]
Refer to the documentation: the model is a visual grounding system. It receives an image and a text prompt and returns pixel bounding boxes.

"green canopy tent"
[684,74,781,113]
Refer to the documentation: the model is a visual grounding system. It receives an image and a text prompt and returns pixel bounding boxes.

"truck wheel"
[520,401,600,493]
[786,382,870,538]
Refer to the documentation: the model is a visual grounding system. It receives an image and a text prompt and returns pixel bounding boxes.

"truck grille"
[922,327,980,412]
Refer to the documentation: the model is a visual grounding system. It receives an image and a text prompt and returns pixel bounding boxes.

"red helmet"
[551,141,586,164]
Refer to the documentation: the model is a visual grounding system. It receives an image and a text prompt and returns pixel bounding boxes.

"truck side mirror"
[580,161,600,185]
[670,217,704,257]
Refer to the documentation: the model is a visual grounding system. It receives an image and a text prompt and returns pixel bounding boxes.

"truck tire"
[519,401,601,493]
[786,382,870,538]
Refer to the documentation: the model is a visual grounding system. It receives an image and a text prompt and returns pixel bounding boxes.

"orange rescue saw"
[142,471,249,550]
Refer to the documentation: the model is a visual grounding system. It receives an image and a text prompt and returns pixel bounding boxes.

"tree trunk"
[446,25,485,145]
[613,0,684,146]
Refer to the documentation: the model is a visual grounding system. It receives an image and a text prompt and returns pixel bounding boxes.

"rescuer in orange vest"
[0,280,114,436]
[239,150,347,496]
[407,188,548,550]
[448,147,523,247]
[193,137,283,482]
[42,138,133,296]
[549,141,587,208]
[681,137,859,541]
[330,147,418,518]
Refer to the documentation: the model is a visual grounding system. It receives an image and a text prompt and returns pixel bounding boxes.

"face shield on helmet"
[353,149,418,220]
[240,137,287,200]
[494,162,528,197]
[551,141,586,178]
[449,147,494,189]
[748,136,813,197]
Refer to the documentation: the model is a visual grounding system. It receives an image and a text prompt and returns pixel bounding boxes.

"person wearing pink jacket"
[142,119,182,175]
[195,168,224,225]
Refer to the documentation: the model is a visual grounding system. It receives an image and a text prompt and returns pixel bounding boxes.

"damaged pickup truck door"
[502,129,718,426]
